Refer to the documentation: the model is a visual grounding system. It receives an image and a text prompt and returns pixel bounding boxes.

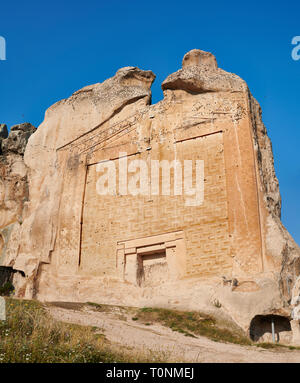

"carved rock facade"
[0,50,299,343]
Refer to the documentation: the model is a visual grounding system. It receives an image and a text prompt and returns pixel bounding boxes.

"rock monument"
[0,50,299,343]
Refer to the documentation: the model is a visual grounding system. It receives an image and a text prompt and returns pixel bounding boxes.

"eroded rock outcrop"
[1,50,299,343]
[0,123,36,283]
[162,49,245,93]
[0,124,8,155]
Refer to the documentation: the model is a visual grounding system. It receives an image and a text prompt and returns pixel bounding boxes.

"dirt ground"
[46,303,300,363]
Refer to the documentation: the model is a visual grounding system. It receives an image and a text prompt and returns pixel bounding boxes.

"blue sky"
[0,0,299,244]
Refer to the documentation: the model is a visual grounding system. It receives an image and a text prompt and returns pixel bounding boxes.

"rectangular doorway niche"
[116,231,186,286]
[137,250,167,287]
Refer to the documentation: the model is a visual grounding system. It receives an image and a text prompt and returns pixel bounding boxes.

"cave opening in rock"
[249,314,292,343]
[0,266,25,296]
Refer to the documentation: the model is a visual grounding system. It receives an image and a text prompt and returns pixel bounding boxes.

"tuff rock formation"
[0,123,36,285]
[0,49,299,343]
[0,124,8,155]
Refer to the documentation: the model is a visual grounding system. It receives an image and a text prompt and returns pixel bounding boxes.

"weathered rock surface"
[1,123,36,155]
[0,124,8,139]
[0,123,36,276]
[0,50,299,343]
[0,124,8,155]
[162,49,245,93]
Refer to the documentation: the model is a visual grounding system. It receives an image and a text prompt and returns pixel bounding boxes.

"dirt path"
[48,305,300,363]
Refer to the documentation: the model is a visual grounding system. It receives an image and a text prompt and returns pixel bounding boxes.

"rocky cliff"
[0,50,299,343]
[0,123,36,288]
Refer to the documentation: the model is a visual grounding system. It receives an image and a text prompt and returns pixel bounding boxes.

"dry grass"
[2,298,297,362]
[132,307,252,345]
[0,298,168,363]
[84,302,251,344]
[132,307,300,351]
[255,342,300,350]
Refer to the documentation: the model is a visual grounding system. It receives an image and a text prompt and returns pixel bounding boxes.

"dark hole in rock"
[249,314,291,342]
[0,266,25,296]
[0,266,14,287]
